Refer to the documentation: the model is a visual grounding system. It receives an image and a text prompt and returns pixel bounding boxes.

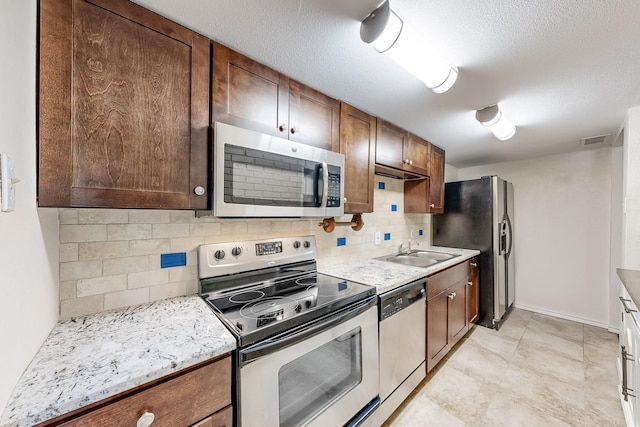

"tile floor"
[385,308,626,427]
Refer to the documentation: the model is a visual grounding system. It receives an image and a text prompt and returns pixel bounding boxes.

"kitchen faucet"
[398,240,418,254]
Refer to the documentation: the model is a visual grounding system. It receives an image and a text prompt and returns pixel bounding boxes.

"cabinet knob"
[194,186,205,196]
[409,159,413,165]
[448,292,455,300]
[290,126,298,134]
[278,123,288,132]
[470,262,477,267]
[430,203,435,208]
[467,281,473,286]
[137,412,155,427]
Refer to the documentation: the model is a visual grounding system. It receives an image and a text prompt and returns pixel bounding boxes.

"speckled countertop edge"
[320,246,480,294]
[0,296,236,427]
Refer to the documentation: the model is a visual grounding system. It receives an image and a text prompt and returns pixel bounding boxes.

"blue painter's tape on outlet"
[391,204,397,212]
[337,237,347,246]
[161,252,187,268]
[378,181,386,190]
[384,233,391,241]
[419,229,424,236]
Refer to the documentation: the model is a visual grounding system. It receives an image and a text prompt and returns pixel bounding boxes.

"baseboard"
[514,303,613,330]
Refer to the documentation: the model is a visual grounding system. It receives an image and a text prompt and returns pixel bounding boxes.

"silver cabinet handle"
[278,123,288,132]
[620,297,638,313]
[470,262,478,267]
[137,412,155,427]
[622,345,636,401]
[193,186,205,196]
[430,203,435,208]
[448,292,456,300]
[467,281,473,286]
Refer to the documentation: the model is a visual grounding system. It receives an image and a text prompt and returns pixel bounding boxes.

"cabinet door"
[449,279,468,344]
[403,134,430,176]
[39,0,210,209]
[288,80,340,151]
[466,257,479,324]
[427,144,445,213]
[404,178,429,213]
[426,291,449,372]
[375,119,407,170]
[190,406,233,427]
[340,103,375,213]
[212,43,289,139]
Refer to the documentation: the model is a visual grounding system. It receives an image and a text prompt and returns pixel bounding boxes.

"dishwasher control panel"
[379,280,425,321]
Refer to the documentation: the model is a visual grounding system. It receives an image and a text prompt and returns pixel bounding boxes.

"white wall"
[610,146,623,331]
[457,148,612,327]
[0,0,59,411]
[622,107,640,269]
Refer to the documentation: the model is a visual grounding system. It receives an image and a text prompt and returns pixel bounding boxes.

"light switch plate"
[374,231,381,245]
[1,154,16,212]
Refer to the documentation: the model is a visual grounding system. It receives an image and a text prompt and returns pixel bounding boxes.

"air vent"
[580,134,610,147]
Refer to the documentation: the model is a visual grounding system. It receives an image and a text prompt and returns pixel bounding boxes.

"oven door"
[214,122,344,218]
[239,297,379,427]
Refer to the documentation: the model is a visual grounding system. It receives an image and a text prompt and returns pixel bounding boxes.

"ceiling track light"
[476,105,516,141]
[360,0,458,94]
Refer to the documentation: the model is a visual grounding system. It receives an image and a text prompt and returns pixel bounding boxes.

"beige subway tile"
[149,282,188,302]
[78,209,129,224]
[60,225,107,243]
[77,275,127,297]
[148,254,161,269]
[291,220,315,233]
[170,210,195,223]
[152,223,190,239]
[107,224,152,241]
[128,269,169,289]
[170,237,203,253]
[220,222,248,236]
[103,256,150,275]
[59,209,78,224]
[60,294,104,319]
[59,281,77,300]
[59,243,79,262]
[60,260,103,281]
[129,210,170,224]
[78,241,129,260]
[186,251,198,266]
[189,222,221,237]
[185,279,199,295]
[246,220,266,235]
[129,239,171,256]
[271,221,292,233]
[104,288,149,311]
[168,265,197,283]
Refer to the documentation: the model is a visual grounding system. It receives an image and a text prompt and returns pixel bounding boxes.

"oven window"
[224,144,320,207]
[278,327,362,427]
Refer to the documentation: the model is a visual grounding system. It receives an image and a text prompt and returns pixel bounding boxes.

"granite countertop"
[0,296,236,427]
[618,268,640,309]
[320,246,480,294]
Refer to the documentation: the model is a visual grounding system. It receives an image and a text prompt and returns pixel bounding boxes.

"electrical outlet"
[374,231,381,245]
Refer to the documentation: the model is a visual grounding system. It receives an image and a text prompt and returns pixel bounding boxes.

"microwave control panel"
[327,168,341,207]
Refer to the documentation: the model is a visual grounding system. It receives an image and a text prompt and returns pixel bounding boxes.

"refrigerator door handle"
[499,220,508,255]
[506,215,513,257]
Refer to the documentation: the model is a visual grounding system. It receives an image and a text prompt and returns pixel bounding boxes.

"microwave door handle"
[320,162,329,208]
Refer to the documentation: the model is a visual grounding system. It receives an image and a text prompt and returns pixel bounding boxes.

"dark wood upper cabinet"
[427,144,446,213]
[213,43,339,152]
[404,134,430,176]
[375,119,407,170]
[340,103,376,214]
[38,0,210,209]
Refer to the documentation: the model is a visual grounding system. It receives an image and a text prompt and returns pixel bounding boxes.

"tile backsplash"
[58,177,430,318]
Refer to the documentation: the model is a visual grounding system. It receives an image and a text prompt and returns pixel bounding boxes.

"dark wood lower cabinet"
[426,258,479,372]
[191,406,233,427]
[467,256,479,324]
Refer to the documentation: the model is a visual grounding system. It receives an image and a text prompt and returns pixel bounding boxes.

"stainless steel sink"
[379,250,459,268]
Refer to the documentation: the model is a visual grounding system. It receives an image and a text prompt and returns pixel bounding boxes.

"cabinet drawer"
[59,356,231,427]
[191,405,233,427]
[427,261,469,299]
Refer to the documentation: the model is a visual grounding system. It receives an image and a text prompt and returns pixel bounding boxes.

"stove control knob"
[303,241,311,249]
[231,246,242,257]
[293,241,301,249]
[214,249,225,260]
[305,300,313,309]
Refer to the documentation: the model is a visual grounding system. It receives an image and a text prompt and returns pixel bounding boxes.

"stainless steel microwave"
[210,122,345,218]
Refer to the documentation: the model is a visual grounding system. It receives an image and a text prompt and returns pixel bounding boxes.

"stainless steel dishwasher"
[378,278,427,423]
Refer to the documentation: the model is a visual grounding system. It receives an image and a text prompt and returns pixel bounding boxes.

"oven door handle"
[240,295,377,365]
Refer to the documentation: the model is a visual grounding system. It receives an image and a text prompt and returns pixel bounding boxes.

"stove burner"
[240,296,299,319]
[295,277,317,286]
[229,290,266,304]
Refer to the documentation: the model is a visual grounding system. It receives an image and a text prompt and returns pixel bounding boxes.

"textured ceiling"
[132,0,640,167]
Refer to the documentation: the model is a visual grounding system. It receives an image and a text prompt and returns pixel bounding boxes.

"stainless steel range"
[198,236,379,427]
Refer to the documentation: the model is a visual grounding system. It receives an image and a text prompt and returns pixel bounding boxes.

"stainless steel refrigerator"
[432,176,515,329]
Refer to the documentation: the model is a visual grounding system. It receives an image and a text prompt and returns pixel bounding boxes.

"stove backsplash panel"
[58,177,430,318]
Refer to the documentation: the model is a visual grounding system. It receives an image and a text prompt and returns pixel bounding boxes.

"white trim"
[514,303,611,329]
